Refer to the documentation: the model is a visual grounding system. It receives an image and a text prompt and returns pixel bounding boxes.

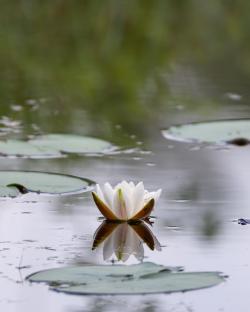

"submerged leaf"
[27,262,225,295]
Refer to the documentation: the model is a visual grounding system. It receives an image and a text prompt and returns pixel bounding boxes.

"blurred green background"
[0,0,250,142]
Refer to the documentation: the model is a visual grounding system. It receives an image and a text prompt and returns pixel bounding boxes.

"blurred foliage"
[0,1,249,140]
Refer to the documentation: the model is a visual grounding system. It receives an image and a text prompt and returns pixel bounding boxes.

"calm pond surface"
[1,2,250,311]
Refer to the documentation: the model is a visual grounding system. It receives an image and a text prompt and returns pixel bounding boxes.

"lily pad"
[162,119,250,146]
[0,140,61,158]
[0,135,113,158]
[0,170,94,196]
[29,134,113,154]
[27,262,225,295]
[0,185,21,197]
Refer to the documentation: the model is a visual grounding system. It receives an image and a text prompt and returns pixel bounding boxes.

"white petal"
[154,189,162,202]
[136,181,144,189]
[103,183,115,209]
[144,189,162,203]
[120,181,132,195]
[129,181,135,188]
[96,184,106,203]
[114,181,122,190]
[112,190,121,219]
[124,181,134,194]
[113,188,127,219]
[117,181,137,218]
[113,181,136,219]
[120,180,129,187]
[132,182,145,215]
[123,194,134,219]
[115,181,133,194]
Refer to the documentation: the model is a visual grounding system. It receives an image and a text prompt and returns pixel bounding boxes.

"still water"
[1,2,250,311]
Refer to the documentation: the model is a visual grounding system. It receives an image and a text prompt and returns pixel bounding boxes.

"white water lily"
[92,181,161,221]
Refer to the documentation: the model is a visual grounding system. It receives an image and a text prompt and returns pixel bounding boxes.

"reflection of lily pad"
[162,119,250,146]
[0,171,94,196]
[27,262,225,295]
[29,134,113,154]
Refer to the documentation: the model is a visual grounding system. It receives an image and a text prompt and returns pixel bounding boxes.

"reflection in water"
[198,210,221,239]
[92,221,161,262]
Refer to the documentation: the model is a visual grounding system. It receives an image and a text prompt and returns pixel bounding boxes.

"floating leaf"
[29,134,113,154]
[0,185,21,197]
[0,170,94,196]
[0,135,113,158]
[27,262,225,295]
[162,119,250,146]
[0,140,61,158]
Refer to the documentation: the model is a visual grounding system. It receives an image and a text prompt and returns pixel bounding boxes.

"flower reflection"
[92,221,161,262]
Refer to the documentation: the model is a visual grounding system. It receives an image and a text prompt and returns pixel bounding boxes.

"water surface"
[1,2,250,311]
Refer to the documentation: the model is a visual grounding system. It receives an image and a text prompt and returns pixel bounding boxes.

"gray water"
[1,2,250,311]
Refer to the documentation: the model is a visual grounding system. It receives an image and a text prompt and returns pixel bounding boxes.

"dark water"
[1,2,250,311]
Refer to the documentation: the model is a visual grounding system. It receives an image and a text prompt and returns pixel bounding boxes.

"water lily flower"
[92,181,161,221]
[92,221,161,262]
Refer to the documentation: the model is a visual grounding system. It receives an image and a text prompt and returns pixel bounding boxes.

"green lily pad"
[0,185,21,197]
[0,170,94,196]
[0,140,61,158]
[27,262,225,295]
[162,119,250,146]
[29,134,113,154]
[0,135,113,158]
